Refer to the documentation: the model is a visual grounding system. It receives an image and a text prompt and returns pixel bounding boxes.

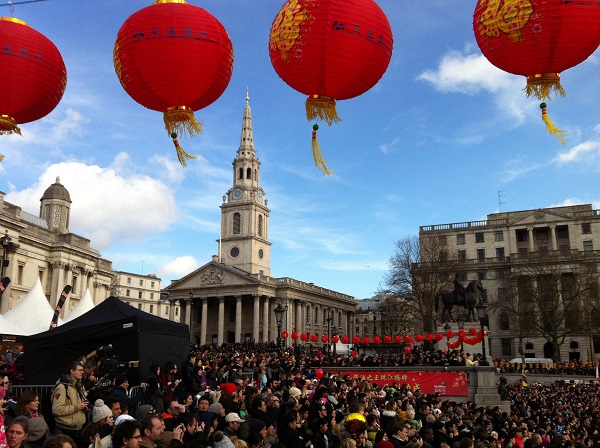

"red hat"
[220,382,238,396]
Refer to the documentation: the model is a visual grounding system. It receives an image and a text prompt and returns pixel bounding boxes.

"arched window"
[570,341,579,349]
[525,342,534,350]
[238,168,243,179]
[233,213,241,234]
[499,312,510,330]
[246,167,251,179]
[258,215,263,237]
[306,305,310,323]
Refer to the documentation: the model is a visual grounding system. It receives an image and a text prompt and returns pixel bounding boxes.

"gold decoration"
[306,95,341,126]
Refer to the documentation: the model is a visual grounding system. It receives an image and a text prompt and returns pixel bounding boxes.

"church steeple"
[219,92,271,276]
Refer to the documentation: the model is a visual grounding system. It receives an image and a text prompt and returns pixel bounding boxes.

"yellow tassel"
[163,106,203,138]
[306,95,341,126]
[311,124,333,175]
[0,154,4,162]
[540,103,567,145]
[0,115,21,136]
[525,73,565,100]
[171,133,197,167]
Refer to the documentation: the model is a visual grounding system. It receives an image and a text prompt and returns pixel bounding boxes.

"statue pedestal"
[436,323,486,358]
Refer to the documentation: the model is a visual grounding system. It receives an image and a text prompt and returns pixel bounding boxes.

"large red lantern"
[426,334,434,343]
[291,331,299,340]
[282,331,289,339]
[383,335,392,344]
[416,334,423,343]
[0,17,66,137]
[435,333,444,342]
[341,336,349,344]
[352,336,360,345]
[114,0,234,166]
[300,333,308,341]
[373,336,381,345]
[473,0,600,143]
[332,335,339,344]
[404,336,413,344]
[310,334,318,343]
[362,337,370,345]
[394,335,402,344]
[321,335,329,343]
[269,0,393,174]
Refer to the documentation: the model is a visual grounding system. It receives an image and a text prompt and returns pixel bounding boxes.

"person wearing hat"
[220,384,242,416]
[110,375,133,408]
[25,417,49,448]
[223,413,245,440]
[80,399,113,446]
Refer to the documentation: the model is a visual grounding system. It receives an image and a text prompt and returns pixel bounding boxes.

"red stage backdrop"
[337,370,468,396]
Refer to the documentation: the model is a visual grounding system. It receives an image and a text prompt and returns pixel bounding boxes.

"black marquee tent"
[23,296,189,385]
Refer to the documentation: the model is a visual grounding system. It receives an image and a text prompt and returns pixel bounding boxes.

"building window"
[175,308,179,316]
[501,338,512,356]
[557,227,569,239]
[477,249,485,262]
[496,269,505,280]
[559,244,570,255]
[126,289,131,297]
[494,230,504,242]
[165,306,169,315]
[496,247,505,259]
[72,276,78,294]
[150,293,154,300]
[518,247,528,257]
[536,229,548,240]
[497,288,507,300]
[478,271,486,281]
[258,215,263,237]
[138,304,142,310]
[583,240,593,252]
[338,311,342,328]
[306,305,310,323]
[127,277,131,284]
[475,232,484,243]
[17,265,24,285]
[499,312,510,330]
[138,291,142,299]
[438,235,447,245]
[233,213,241,234]
[246,167,251,179]
[582,223,592,234]
[458,250,466,262]
[457,234,465,245]
[315,307,319,325]
[323,310,327,326]
[238,168,243,179]
[587,264,597,274]
[151,281,155,288]
[139,279,143,286]
[516,230,528,242]
[149,305,153,313]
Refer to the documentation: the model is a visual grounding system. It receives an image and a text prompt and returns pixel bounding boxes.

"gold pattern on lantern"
[269,0,308,62]
[477,0,533,39]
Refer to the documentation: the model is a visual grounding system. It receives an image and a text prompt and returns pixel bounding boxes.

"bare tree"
[377,295,414,336]
[378,234,461,332]
[491,253,600,361]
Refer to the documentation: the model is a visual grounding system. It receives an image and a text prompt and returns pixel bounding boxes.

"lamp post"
[331,325,338,356]
[1,231,13,279]
[475,299,489,366]
[274,303,285,349]
[457,312,465,352]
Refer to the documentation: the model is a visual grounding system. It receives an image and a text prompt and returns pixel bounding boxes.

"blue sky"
[1,0,599,300]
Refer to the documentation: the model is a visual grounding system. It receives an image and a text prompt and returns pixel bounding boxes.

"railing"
[421,218,508,233]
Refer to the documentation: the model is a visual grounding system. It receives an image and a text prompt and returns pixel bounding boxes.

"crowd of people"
[0,343,597,448]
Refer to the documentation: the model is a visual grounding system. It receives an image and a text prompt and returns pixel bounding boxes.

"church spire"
[238,87,255,154]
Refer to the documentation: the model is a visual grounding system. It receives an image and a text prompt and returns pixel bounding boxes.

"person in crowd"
[140,414,165,448]
[181,354,196,394]
[42,435,75,448]
[7,417,29,448]
[16,390,41,418]
[192,359,207,395]
[162,401,184,431]
[146,365,165,415]
[110,375,133,408]
[80,399,113,446]
[224,413,245,440]
[112,419,142,448]
[161,363,181,407]
[26,416,50,448]
[51,361,88,446]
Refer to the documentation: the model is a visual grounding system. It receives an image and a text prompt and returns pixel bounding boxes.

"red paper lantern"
[291,331,299,340]
[114,0,234,165]
[310,334,318,343]
[300,333,308,341]
[404,346,411,355]
[342,336,349,344]
[332,335,339,344]
[435,333,444,342]
[446,330,455,339]
[315,368,324,379]
[394,335,402,344]
[373,336,381,345]
[362,337,370,345]
[352,336,360,345]
[282,331,289,339]
[404,336,413,344]
[468,328,477,336]
[458,329,466,338]
[0,17,67,136]
[416,335,423,343]
[473,0,600,143]
[269,0,393,174]
[426,334,434,342]
[321,335,329,343]
[383,335,392,344]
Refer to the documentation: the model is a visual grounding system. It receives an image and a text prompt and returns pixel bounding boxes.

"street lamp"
[274,303,285,348]
[331,325,338,356]
[1,231,13,279]
[475,299,489,366]
[457,312,465,352]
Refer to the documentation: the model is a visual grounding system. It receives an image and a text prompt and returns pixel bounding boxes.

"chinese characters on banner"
[338,370,469,396]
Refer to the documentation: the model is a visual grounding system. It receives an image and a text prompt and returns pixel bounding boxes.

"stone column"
[169,300,176,321]
[201,298,208,346]
[295,300,302,334]
[235,296,242,343]
[253,295,260,343]
[550,226,557,251]
[218,297,225,345]
[49,262,65,310]
[270,298,277,343]
[527,227,534,252]
[262,297,270,342]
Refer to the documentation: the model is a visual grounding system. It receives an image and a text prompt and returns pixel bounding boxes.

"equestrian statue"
[435,274,484,323]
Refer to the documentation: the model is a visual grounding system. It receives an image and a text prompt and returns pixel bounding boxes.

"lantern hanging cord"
[525,73,566,101]
[170,132,197,167]
[306,95,341,126]
[540,103,567,145]
[311,124,333,175]
[1,0,50,15]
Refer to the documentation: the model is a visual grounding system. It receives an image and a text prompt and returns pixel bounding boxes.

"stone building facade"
[420,204,600,361]
[163,95,357,345]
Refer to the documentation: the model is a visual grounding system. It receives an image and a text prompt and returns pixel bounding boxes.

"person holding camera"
[51,361,88,447]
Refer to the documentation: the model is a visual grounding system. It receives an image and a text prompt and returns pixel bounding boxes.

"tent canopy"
[24,296,189,385]
[63,288,95,323]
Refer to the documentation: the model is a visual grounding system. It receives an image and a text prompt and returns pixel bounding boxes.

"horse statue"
[435,280,483,323]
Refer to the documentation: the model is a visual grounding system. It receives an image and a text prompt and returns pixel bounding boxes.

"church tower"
[219,93,271,275]
[40,176,72,234]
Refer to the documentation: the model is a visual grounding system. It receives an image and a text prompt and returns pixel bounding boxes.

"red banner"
[338,370,468,396]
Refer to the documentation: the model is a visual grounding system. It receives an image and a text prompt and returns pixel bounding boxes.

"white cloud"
[555,140,600,163]
[157,256,200,278]
[5,158,178,249]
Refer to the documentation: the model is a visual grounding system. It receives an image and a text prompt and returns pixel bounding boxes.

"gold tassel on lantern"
[163,106,203,138]
[540,102,567,145]
[306,95,341,126]
[0,115,21,136]
[311,124,333,175]
[170,132,197,167]
[525,73,566,100]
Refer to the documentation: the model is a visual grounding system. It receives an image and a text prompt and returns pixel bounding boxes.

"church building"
[163,95,357,346]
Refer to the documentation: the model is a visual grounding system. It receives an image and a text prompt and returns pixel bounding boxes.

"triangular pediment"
[164,261,260,292]
[508,209,574,226]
